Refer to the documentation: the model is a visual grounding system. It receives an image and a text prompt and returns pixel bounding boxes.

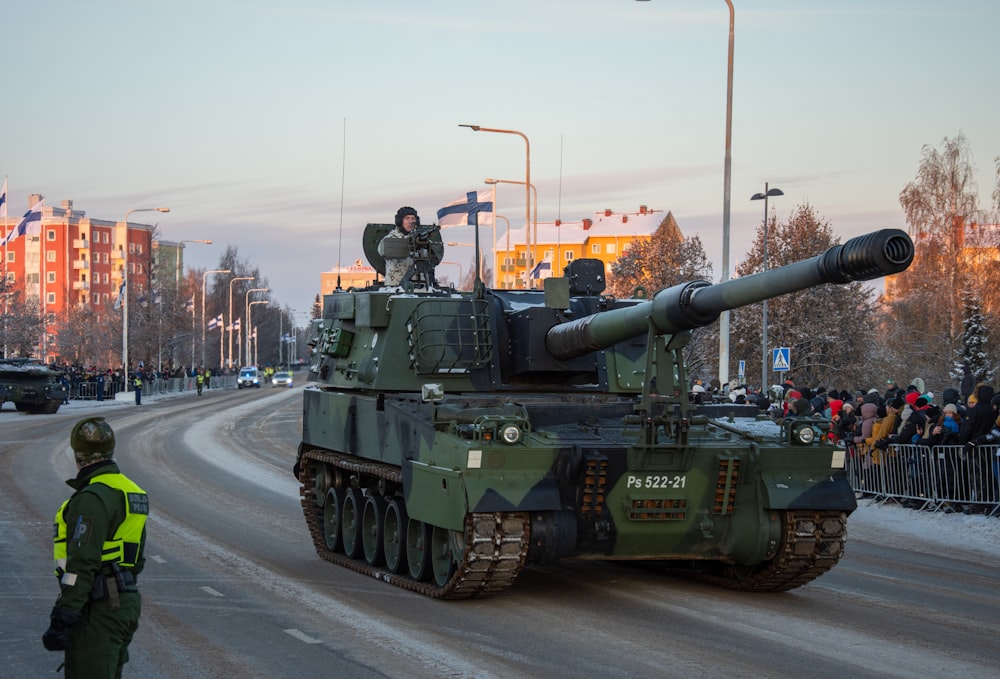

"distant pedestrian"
[132,374,142,406]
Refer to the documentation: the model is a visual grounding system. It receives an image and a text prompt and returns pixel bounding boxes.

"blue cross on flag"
[436,190,494,227]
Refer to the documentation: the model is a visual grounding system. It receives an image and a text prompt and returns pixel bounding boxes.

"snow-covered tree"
[951,293,994,387]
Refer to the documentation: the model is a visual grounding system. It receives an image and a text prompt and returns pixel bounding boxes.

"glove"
[874,438,889,450]
[42,606,80,652]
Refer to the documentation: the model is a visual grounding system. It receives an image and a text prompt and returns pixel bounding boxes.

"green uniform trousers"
[64,591,141,679]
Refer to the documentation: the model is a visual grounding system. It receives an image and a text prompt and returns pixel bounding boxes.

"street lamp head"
[155,207,171,213]
[459,124,481,131]
[484,178,498,185]
[751,188,784,201]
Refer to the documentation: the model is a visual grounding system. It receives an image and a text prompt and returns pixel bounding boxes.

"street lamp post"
[633,0,735,388]
[175,239,211,372]
[201,269,230,368]
[228,276,254,369]
[244,288,269,366]
[751,183,783,393]
[460,125,534,283]
[122,207,170,392]
[485,178,537,288]
[248,300,268,367]
[494,214,510,288]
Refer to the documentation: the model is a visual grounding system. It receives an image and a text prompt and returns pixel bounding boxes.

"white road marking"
[284,628,323,644]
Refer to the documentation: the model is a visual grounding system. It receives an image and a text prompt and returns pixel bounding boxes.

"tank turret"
[294,227,914,599]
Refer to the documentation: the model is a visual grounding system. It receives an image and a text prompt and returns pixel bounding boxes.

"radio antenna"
[336,117,347,290]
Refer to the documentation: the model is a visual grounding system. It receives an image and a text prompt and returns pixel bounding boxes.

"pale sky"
[4,0,998,315]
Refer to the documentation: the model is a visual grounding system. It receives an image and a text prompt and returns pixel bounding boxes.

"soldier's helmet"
[395,206,420,228]
[70,417,116,466]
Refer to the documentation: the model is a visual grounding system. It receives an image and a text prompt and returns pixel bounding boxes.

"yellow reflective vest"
[53,472,149,578]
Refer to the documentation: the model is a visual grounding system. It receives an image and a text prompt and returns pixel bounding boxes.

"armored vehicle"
[0,358,67,414]
[293,225,914,598]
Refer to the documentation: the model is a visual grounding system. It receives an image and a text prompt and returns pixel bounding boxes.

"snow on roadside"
[849,498,1000,558]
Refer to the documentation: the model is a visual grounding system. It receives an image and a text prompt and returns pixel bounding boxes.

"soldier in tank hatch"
[379,206,420,286]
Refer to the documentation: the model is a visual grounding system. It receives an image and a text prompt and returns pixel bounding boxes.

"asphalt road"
[2,386,998,678]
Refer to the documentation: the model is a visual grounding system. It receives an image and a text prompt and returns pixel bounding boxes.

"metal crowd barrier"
[67,374,238,400]
[846,441,1000,515]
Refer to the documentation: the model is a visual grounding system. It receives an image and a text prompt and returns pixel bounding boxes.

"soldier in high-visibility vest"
[43,417,149,678]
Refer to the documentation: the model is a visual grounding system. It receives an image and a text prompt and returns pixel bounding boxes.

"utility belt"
[89,563,137,610]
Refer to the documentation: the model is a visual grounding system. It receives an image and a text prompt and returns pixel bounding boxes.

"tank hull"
[0,360,66,414]
[298,387,853,597]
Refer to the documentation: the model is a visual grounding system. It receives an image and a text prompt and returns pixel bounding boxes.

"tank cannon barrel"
[545,228,914,361]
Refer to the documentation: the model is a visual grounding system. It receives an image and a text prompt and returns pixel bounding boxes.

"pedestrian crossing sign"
[772,347,790,372]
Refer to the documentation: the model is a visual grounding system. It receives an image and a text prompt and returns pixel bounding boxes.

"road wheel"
[362,493,386,566]
[322,487,343,552]
[431,525,458,587]
[406,519,432,581]
[383,498,408,574]
[342,488,363,558]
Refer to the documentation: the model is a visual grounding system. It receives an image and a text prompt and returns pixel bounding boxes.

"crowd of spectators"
[52,363,233,401]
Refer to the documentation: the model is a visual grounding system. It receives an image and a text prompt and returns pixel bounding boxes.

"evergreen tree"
[951,293,995,385]
[730,203,879,391]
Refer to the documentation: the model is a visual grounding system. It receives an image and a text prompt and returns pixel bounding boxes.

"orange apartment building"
[2,195,184,363]
[493,205,680,289]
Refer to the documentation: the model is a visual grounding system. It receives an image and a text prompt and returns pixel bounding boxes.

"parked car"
[271,371,293,388]
[237,366,260,389]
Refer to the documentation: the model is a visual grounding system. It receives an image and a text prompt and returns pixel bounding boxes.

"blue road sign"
[772,347,790,372]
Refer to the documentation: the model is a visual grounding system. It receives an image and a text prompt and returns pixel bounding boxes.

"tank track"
[674,510,847,591]
[297,449,530,599]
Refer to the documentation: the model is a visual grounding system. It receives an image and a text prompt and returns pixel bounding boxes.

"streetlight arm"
[122,206,170,391]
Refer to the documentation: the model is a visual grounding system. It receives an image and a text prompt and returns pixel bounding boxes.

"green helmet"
[70,417,115,466]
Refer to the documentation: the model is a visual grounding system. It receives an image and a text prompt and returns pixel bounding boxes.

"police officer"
[132,373,142,406]
[44,417,149,678]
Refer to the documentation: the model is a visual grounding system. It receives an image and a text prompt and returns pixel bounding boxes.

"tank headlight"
[795,425,815,445]
[499,424,522,445]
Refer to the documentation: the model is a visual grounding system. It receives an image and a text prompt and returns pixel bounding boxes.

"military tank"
[293,225,914,598]
[0,358,67,414]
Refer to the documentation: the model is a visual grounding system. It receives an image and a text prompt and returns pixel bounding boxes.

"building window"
[47,250,57,262]
[103,232,109,244]
[591,244,600,254]
[606,243,616,254]
[93,293,100,304]
[47,229,56,241]
[47,292,56,305]
[48,272,56,283]
[564,251,573,261]
[6,251,13,263]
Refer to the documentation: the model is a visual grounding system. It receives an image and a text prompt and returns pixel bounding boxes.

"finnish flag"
[0,177,7,220]
[113,278,126,311]
[437,190,494,228]
[2,199,44,247]
[207,314,223,331]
